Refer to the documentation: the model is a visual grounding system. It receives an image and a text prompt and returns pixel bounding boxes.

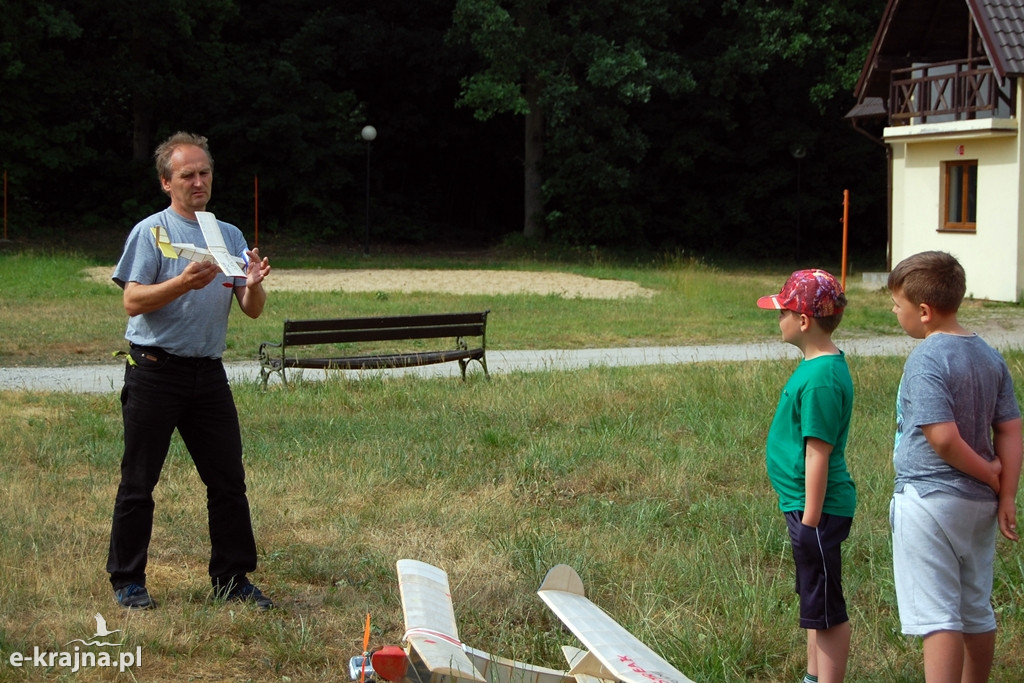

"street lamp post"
[361,125,377,256]
[791,144,806,259]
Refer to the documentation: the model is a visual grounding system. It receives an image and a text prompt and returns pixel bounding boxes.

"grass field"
[0,245,990,367]
[0,246,1022,681]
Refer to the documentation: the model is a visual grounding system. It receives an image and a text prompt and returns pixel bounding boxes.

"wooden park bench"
[258,311,489,387]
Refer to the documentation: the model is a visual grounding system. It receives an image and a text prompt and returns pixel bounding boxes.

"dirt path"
[84,267,657,300]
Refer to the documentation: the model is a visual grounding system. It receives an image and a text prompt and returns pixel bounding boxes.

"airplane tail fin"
[538,564,585,596]
[151,226,179,259]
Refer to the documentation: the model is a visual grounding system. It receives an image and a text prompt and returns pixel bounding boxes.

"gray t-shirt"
[113,208,249,358]
[893,332,1020,500]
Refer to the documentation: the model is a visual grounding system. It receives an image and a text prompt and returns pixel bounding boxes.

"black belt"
[129,343,220,365]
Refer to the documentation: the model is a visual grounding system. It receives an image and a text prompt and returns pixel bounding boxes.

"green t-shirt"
[766,352,857,516]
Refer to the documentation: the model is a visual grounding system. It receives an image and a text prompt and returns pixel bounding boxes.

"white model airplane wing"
[396,559,486,682]
[196,211,247,278]
[151,226,247,271]
[537,565,695,683]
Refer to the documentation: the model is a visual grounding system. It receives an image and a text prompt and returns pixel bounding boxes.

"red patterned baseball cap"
[757,269,846,318]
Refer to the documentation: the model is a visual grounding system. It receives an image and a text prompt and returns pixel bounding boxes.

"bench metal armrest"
[258,341,285,388]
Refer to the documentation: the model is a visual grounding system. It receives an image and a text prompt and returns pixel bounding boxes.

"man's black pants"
[107,349,258,589]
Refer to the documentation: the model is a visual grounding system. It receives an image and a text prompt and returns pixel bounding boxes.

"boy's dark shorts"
[784,511,852,630]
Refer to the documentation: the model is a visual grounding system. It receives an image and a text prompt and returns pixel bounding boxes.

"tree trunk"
[132,104,151,164]
[130,14,150,163]
[523,83,544,240]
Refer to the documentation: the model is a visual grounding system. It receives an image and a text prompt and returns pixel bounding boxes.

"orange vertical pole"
[253,175,259,248]
[841,189,850,290]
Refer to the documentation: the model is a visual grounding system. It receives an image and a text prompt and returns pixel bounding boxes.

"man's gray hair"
[153,132,213,181]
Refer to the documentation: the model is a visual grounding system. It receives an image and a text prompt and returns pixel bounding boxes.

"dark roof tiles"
[971,0,1024,76]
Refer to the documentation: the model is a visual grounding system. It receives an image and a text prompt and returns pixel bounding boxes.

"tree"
[632,0,888,259]
[448,0,694,242]
[0,1,91,225]
[0,0,239,226]
[0,0,889,259]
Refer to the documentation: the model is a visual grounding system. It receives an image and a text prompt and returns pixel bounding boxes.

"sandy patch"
[83,267,656,300]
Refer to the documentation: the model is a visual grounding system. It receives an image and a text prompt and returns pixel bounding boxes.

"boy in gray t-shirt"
[888,251,1021,682]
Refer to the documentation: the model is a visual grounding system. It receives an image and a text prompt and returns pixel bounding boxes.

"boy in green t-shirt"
[758,269,857,683]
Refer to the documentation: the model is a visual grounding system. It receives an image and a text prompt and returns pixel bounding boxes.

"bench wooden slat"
[258,310,489,387]
[284,323,486,347]
[285,311,486,333]
[283,348,484,370]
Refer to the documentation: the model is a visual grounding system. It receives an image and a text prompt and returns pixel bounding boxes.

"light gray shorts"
[890,484,998,636]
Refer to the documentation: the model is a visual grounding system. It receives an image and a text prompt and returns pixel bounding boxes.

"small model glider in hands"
[151,211,248,283]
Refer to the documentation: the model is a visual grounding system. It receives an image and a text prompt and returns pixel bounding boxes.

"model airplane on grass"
[348,560,694,683]
[151,211,248,285]
[538,565,696,683]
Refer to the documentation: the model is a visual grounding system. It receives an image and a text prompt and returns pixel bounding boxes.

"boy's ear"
[799,313,812,331]
[918,301,935,324]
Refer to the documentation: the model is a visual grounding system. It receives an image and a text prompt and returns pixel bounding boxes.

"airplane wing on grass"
[365,561,585,683]
[537,565,696,683]
[396,559,486,682]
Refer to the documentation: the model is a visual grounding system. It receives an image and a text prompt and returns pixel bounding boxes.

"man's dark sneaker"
[215,580,274,610]
[114,583,156,610]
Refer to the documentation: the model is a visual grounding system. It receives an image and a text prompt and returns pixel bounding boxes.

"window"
[942,160,977,231]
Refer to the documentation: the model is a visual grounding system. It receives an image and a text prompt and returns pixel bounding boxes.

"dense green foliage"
[2,0,888,259]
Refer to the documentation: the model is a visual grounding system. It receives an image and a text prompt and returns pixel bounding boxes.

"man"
[107,131,273,610]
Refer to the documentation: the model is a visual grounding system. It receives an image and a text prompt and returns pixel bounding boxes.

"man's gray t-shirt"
[893,332,1020,501]
[113,208,249,358]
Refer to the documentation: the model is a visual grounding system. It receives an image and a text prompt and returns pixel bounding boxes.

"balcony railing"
[889,58,1016,126]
